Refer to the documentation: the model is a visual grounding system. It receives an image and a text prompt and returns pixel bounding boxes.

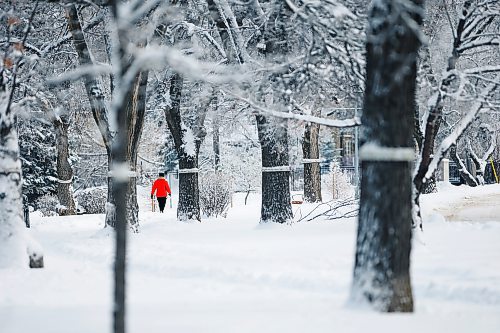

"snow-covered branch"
[222,89,360,128]
[424,83,498,182]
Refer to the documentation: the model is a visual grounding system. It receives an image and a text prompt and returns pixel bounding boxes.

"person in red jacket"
[151,172,171,213]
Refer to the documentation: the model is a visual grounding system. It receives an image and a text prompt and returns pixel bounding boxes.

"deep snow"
[1,184,500,333]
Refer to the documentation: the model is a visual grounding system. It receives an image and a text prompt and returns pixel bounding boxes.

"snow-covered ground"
[1,184,500,333]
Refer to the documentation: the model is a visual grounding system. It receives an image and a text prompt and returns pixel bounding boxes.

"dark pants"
[157,197,167,212]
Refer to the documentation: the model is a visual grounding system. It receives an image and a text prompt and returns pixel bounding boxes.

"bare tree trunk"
[255,2,293,224]
[164,74,213,222]
[124,69,148,232]
[352,0,423,312]
[0,100,29,267]
[164,73,199,221]
[178,155,201,221]
[303,121,322,202]
[108,2,129,332]
[104,72,147,232]
[0,2,41,268]
[257,115,293,223]
[66,4,146,231]
[53,114,76,215]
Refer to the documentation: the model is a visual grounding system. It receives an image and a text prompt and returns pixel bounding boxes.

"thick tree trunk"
[303,121,322,203]
[0,2,41,268]
[256,115,293,223]
[111,139,127,333]
[254,2,293,224]
[104,68,147,232]
[164,73,209,222]
[54,115,76,216]
[178,155,201,221]
[66,5,146,232]
[108,3,133,332]
[352,0,423,313]
[124,69,148,231]
[0,109,30,268]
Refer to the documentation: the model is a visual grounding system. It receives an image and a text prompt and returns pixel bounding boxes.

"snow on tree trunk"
[257,115,293,224]
[351,0,423,312]
[164,73,202,222]
[178,156,201,222]
[303,121,322,203]
[0,2,42,268]
[0,96,28,268]
[66,4,146,232]
[255,2,293,224]
[108,2,135,332]
[124,69,148,232]
[54,115,76,215]
[164,73,213,222]
[105,65,147,232]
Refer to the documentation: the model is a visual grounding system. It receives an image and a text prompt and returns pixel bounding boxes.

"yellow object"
[491,158,499,184]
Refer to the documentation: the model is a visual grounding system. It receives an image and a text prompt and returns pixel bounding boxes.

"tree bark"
[352,0,423,312]
[0,2,42,269]
[164,73,199,221]
[108,2,129,332]
[255,1,293,224]
[177,155,201,221]
[53,114,76,215]
[256,115,293,223]
[66,4,146,231]
[124,69,148,232]
[303,120,322,203]
[0,100,30,268]
[164,73,213,222]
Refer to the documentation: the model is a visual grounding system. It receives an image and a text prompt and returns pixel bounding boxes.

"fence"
[339,165,356,185]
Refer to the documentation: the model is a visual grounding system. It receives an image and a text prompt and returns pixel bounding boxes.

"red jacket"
[151,178,171,198]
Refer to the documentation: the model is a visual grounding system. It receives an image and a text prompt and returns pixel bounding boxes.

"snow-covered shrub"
[200,172,232,218]
[35,195,59,217]
[322,164,355,199]
[74,187,107,214]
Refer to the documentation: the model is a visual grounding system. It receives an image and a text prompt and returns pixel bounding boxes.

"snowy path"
[421,183,500,222]
[1,185,500,332]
